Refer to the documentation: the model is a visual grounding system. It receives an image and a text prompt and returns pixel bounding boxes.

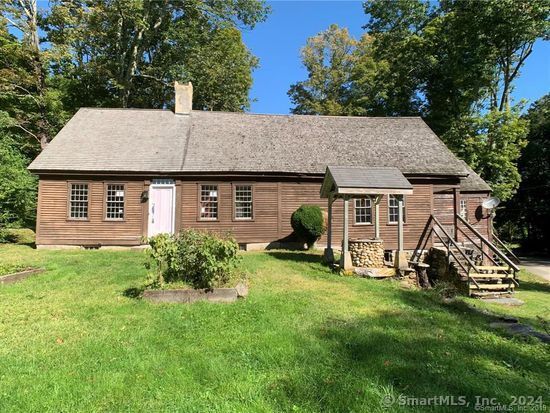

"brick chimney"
[174,81,193,115]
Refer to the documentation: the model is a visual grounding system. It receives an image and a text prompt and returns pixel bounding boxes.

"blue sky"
[243,1,550,114]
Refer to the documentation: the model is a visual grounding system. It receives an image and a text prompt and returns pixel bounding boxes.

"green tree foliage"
[0,127,37,230]
[46,0,268,111]
[0,12,67,153]
[289,1,548,201]
[288,24,356,116]
[497,95,550,250]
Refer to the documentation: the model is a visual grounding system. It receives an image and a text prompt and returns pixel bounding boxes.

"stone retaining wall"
[349,239,384,268]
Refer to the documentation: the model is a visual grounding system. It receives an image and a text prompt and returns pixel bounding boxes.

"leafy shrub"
[291,204,326,249]
[0,136,37,229]
[0,228,10,243]
[146,229,241,289]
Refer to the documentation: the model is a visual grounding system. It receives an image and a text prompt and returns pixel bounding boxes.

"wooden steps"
[469,283,515,291]
[469,273,514,279]
[470,291,514,298]
[475,265,510,272]
[468,265,516,296]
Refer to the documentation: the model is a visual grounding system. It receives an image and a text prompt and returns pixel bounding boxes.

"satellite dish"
[482,197,500,210]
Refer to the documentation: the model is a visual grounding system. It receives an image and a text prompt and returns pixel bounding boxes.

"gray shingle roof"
[460,161,491,192]
[328,166,413,190]
[320,166,413,198]
[29,108,470,176]
[29,108,189,173]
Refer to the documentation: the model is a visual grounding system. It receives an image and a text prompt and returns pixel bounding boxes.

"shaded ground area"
[520,257,550,282]
[0,245,548,412]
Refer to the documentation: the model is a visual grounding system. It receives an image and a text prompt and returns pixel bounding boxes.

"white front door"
[148,183,175,237]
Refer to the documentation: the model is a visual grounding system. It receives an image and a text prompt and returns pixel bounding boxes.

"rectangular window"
[106,184,125,220]
[354,198,372,224]
[234,185,253,220]
[200,185,218,220]
[69,183,89,220]
[459,199,468,219]
[388,195,406,224]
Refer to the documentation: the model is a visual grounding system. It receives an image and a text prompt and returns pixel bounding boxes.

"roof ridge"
[80,107,171,112]
[193,110,423,120]
[78,106,425,120]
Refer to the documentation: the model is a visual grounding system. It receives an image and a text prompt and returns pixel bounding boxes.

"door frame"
[147,180,176,237]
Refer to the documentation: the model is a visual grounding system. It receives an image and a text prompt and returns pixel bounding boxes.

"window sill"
[66,218,90,222]
[233,218,255,222]
[353,222,373,226]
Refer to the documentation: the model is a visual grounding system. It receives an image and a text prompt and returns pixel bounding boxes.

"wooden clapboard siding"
[37,177,144,245]
[36,174,489,250]
[461,192,491,238]
[179,181,279,242]
[277,180,433,250]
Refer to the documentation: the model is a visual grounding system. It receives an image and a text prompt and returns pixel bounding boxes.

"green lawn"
[0,245,548,412]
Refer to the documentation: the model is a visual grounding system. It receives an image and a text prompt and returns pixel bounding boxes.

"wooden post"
[341,196,352,270]
[395,195,408,271]
[453,187,459,242]
[343,197,349,254]
[374,195,380,240]
[398,195,404,252]
[324,195,334,263]
[327,195,332,250]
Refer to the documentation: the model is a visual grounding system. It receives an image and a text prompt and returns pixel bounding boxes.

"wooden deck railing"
[456,214,520,273]
[410,214,520,293]
[492,232,521,264]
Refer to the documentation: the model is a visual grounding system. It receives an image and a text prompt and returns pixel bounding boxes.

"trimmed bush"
[146,229,241,289]
[291,204,326,249]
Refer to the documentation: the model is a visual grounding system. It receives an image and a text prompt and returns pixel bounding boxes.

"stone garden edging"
[0,268,45,285]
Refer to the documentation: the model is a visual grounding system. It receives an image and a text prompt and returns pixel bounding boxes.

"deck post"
[374,195,380,240]
[395,195,408,271]
[453,188,460,242]
[324,194,334,263]
[398,195,404,251]
[341,196,353,270]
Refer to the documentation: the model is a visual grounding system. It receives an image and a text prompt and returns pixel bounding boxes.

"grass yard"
[0,244,548,412]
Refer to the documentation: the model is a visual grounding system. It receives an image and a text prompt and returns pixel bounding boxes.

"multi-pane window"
[200,185,218,220]
[354,198,372,224]
[69,183,89,219]
[459,199,468,219]
[234,185,253,219]
[106,184,125,220]
[388,195,406,224]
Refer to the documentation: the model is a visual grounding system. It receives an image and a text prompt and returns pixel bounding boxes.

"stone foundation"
[348,239,384,268]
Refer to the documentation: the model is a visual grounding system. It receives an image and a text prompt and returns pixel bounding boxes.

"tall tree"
[0,2,67,150]
[289,0,548,201]
[288,24,356,116]
[46,0,269,111]
[497,95,550,250]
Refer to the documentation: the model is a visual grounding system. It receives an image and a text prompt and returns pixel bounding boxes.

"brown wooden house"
[29,82,493,255]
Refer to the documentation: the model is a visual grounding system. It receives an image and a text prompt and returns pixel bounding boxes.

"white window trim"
[68,182,90,221]
[199,184,219,221]
[354,198,373,225]
[234,184,254,220]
